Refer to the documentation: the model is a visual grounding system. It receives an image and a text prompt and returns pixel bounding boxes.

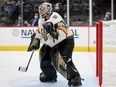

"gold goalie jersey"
[35,12,73,47]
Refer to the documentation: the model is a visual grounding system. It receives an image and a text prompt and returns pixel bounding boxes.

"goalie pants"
[39,36,81,80]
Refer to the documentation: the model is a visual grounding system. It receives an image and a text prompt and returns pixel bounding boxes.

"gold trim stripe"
[57,27,68,37]
[0,46,96,52]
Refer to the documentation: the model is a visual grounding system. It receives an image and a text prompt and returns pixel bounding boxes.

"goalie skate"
[39,72,57,82]
[68,75,82,86]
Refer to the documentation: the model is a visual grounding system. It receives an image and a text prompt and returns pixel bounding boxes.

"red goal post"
[96,20,116,87]
[96,21,103,87]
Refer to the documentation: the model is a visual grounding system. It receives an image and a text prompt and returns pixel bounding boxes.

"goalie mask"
[39,2,52,18]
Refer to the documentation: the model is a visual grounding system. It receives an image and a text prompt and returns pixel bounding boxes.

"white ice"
[0,51,99,87]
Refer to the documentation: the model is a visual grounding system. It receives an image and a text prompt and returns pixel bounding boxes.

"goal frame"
[96,21,103,87]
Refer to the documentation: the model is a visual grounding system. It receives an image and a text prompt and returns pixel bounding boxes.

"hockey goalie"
[28,2,82,86]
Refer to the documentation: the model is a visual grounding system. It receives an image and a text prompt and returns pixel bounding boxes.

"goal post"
[96,21,103,87]
[96,20,116,87]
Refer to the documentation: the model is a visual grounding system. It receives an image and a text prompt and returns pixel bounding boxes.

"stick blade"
[18,66,27,72]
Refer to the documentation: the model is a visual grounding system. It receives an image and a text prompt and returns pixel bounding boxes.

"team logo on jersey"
[53,15,58,19]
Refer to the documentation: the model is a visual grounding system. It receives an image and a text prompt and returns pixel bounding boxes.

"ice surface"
[0,51,99,87]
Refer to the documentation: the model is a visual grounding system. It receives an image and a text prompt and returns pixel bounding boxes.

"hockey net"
[96,20,116,87]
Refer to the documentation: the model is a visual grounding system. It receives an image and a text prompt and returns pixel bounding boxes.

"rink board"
[0,26,96,52]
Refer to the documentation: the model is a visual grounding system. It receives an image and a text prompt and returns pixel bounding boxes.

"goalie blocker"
[27,33,40,51]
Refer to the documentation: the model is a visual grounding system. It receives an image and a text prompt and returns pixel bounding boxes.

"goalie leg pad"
[40,61,57,79]
[39,44,47,62]
[62,56,81,80]
[65,58,82,86]
[62,56,82,86]
[67,61,80,79]
[39,45,57,82]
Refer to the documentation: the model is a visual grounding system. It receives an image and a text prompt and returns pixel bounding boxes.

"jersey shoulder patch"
[53,15,58,19]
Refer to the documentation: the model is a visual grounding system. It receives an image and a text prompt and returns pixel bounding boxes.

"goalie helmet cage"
[96,20,116,87]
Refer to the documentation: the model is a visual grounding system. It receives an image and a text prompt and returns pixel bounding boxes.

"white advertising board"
[0,27,36,46]
[89,27,96,47]
[0,26,96,51]
[70,27,89,46]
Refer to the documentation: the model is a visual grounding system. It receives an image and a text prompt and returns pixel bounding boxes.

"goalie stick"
[18,50,34,72]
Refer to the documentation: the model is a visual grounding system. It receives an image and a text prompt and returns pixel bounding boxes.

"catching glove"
[43,22,59,41]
